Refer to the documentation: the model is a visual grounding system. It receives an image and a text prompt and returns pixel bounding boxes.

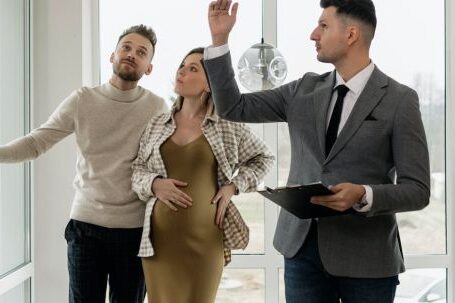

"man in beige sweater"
[0,25,167,303]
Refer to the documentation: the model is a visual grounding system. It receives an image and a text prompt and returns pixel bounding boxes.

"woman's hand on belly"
[152,178,193,211]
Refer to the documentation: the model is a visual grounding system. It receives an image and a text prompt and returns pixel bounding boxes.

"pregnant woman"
[132,47,274,303]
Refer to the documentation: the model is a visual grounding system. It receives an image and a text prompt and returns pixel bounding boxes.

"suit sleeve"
[0,91,76,163]
[203,52,301,123]
[368,89,431,216]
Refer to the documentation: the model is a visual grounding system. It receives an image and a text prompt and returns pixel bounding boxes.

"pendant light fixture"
[237,1,287,92]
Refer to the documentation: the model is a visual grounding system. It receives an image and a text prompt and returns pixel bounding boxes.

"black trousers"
[284,220,399,303]
[65,219,145,303]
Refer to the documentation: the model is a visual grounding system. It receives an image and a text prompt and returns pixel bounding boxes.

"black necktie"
[325,85,349,157]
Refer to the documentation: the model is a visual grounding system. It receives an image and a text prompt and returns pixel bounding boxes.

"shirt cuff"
[353,185,373,212]
[204,44,230,60]
[139,173,162,201]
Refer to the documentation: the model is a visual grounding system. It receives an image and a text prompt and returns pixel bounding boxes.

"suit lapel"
[325,67,388,163]
[314,71,336,156]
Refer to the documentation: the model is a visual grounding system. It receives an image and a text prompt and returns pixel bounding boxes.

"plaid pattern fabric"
[222,201,250,265]
[65,220,146,303]
[224,201,249,249]
[132,100,274,265]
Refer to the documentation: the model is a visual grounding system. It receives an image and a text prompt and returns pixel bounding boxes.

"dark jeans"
[284,221,399,303]
[65,219,145,303]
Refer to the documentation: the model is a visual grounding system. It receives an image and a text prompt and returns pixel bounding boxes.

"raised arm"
[204,52,301,123]
[205,1,301,124]
[208,0,239,47]
[0,92,76,163]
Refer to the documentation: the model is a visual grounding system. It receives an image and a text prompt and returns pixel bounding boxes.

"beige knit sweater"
[0,83,167,228]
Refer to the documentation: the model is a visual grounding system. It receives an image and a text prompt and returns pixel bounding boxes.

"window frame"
[0,0,32,300]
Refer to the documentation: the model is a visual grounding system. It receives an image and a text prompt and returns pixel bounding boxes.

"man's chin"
[118,72,142,82]
[316,55,329,63]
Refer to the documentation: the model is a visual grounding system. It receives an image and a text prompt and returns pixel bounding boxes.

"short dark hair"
[320,0,377,32]
[117,24,157,54]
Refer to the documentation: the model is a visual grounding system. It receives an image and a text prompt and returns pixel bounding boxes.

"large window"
[0,0,31,301]
[99,0,450,302]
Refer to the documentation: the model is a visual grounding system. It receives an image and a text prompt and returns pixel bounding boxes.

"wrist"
[358,185,366,202]
[226,182,239,195]
[354,185,368,210]
[212,35,228,47]
[151,176,163,194]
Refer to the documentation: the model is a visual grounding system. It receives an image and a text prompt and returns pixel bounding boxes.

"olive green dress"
[142,135,224,303]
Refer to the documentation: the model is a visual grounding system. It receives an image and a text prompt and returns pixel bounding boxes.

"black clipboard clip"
[265,186,275,194]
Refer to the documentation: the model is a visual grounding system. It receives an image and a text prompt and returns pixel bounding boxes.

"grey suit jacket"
[203,52,430,278]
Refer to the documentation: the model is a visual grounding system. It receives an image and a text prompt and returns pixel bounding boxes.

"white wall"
[32,1,82,302]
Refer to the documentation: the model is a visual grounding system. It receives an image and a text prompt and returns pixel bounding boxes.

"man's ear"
[145,63,153,76]
[110,53,114,63]
[347,25,360,46]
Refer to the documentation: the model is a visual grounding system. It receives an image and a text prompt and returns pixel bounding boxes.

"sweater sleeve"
[156,97,169,115]
[0,91,77,163]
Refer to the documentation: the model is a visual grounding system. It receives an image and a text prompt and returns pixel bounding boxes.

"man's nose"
[310,29,318,41]
[127,52,135,60]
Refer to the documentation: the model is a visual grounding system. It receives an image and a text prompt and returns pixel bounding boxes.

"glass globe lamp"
[238,40,287,92]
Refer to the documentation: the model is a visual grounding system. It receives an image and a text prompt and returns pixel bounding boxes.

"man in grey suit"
[204,0,430,302]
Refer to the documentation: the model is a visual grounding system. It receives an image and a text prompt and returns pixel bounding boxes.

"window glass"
[0,279,30,303]
[216,269,265,302]
[0,0,29,276]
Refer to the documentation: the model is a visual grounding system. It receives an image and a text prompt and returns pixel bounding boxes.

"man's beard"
[113,64,142,82]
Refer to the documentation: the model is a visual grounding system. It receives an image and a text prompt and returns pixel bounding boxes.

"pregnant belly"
[152,195,220,235]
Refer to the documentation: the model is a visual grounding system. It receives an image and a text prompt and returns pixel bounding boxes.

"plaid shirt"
[132,100,274,264]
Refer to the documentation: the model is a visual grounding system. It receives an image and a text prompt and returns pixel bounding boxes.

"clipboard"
[258,182,355,219]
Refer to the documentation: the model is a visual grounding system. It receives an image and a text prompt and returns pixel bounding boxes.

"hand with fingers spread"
[310,183,365,212]
[208,0,239,46]
[212,183,237,228]
[151,178,193,211]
